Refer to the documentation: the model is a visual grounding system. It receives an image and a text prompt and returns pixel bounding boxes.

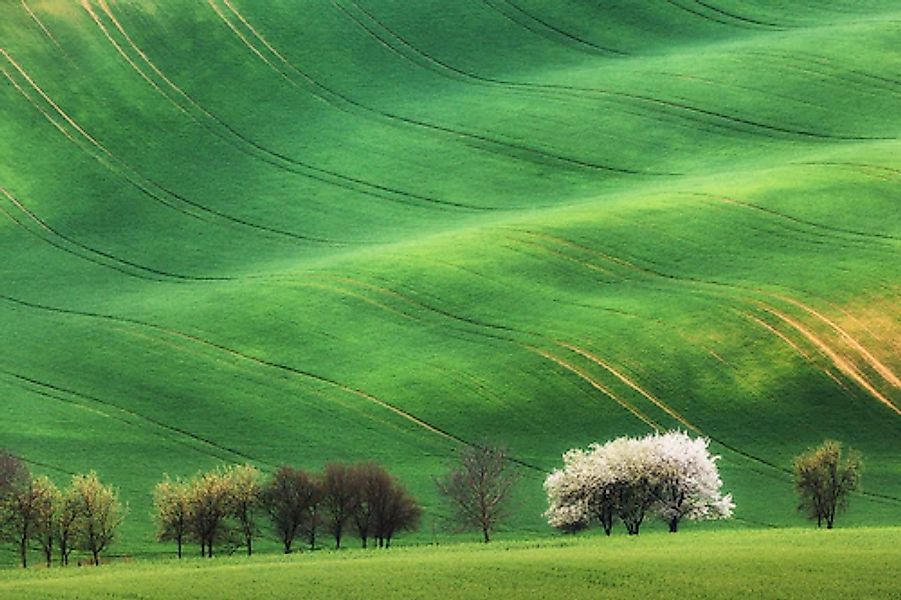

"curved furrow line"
[682,191,900,246]
[207,0,668,176]
[661,0,763,30]
[650,70,836,114]
[20,0,63,50]
[0,294,494,461]
[0,187,232,282]
[757,303,899,414]
[752,49,901,91]
[557,342,704,434]
[340,2,835,143]
[689,0,788,29]
[90,0,490,213]
[478,0,628,56]
[742,51,901,98]
[739,311,854,394]
[512,229,901,411]
[326,275,526,336]
[1,370,269,468]
[2,50,367,245]
[0,63,216,226]
[338,4,772,146]
[0,202,165,283]
[342,2,888,142]
[774,295,901,390]
[526,346,661,430]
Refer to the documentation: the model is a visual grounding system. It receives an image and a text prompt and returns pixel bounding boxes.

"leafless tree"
[262,466,319,553]
[321,463,359,549]
[436,445,518,543]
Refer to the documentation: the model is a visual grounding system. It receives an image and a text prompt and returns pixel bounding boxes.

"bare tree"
[794,440,862,529]
[262,466,319,554]
[436,445,518,543]
[69,472,125,566]
[376,481,421,548]
[350,462,390,549]
[321,463,359,550]
[0,451,29,500]
[153,476,190,558]
[299,474,323,551]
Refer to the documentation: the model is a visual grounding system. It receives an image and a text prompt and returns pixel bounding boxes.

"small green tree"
[70,472,126,566]
[186,469,233,558]
[32,476,60,568]
[153,476,190,558]
[225,465,263,556]
[56,486,79,566]
[794,440,862,529]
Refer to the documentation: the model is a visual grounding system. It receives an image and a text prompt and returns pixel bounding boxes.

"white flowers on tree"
[544,431,734,535]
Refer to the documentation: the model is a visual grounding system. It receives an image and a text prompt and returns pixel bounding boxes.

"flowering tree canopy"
[544,432,733,535]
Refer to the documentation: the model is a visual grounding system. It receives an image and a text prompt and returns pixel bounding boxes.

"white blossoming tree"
[544,431,733,535]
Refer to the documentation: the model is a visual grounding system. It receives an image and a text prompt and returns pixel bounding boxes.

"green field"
[1,528,899,599]
[0,0,899,563]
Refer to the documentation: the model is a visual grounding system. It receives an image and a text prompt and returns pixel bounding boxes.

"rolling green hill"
[1,0,899,555]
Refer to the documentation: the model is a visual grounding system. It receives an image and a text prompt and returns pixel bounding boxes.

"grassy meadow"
[0,0,898,572]
[1,528,899,599]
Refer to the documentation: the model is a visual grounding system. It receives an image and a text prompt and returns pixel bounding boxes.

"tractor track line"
[683,191,900,244]
[3,49,361,244]
[558,342,703,434]
[0,187,232,282]
[528,347,661,430]
[20,0,63,50]
[480,0,627,56]
[759,305,899,414]
[690,0,787,29]
[208,0,665,176]
[91,0,489,213]
[0,294,548,470]
[338,0,875,143]
[2,370,267,467]
[0,202,165,282]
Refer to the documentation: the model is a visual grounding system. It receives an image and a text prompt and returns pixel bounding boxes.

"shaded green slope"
[1,0,899,552]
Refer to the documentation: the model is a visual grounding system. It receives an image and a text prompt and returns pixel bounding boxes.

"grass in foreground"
[0,528,898,599]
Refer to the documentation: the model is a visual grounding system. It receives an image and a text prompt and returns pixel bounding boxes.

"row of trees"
[1,437,864,567]
[0,452,124,568]
[544,431,734,535]
[153,462,421,558]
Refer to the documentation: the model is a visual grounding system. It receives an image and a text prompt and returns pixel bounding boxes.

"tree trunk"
[335,532,342,550]
[669,517,679,533]
[482,526,490,544]
[177,536,182,559]
[92,549,100,566]
[19,535,27,569]
[361,536,368,549]
[246,535,253,556]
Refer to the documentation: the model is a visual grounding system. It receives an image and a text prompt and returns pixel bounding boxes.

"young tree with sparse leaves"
[186,468,233,558]
[226,465,263,556]
[436,445,518,543]
[69,472,125,566]
[153,476,190,558]
[794,440,861,529]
